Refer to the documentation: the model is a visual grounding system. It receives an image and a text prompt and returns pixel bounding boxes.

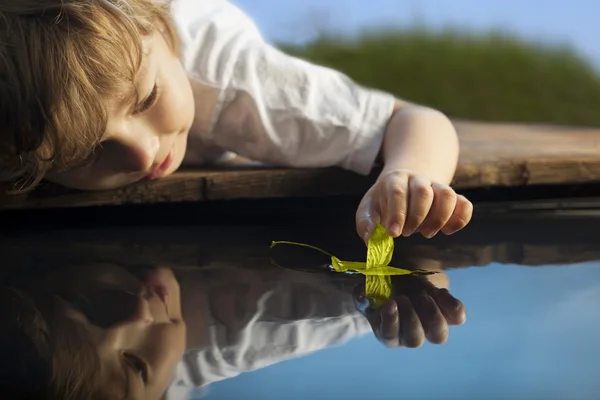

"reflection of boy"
[0,265,186,400]
[169,266,372,398]
[0,261,462,400]
[169,260,464,398]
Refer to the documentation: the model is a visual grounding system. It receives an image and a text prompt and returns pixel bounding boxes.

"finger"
[431,288,467,325]
[355,196,381,245]
[362,302,383,334]
[396,295,425,348]
[402,176,434,237]
[413,293,448,344]
[417,183,457,239]
[441,195,473,235]
[382,172,410,237]
[378,300,401,348]
[356,284,389,335]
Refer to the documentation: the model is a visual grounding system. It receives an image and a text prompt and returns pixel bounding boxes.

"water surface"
[2,213,600,400]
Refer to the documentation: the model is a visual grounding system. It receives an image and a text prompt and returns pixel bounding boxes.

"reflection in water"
[0,251,464,399]
[173,258,464,399]
[0,264,186,400]
[3,215,600,399]
[270,226,439,309]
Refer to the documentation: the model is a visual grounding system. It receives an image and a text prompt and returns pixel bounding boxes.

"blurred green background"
[278,28,600,126]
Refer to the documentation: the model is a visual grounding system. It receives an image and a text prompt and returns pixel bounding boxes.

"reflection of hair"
[0,287,104,399]
[0,0,177,194]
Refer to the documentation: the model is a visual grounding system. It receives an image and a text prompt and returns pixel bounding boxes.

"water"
[2,212,600,400]
[204,263,600,400]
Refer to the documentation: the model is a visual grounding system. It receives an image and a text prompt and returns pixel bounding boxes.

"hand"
[353,272,466,348]
[356,169,473,243]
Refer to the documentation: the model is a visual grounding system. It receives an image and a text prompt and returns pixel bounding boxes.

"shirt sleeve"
[171,0,397,175]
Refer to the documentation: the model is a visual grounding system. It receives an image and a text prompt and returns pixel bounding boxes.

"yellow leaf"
[361,266,416,276]
[363,223,395,307]
[270,228,437,309]
[332,259,367,273]
[334,260,417,276]
[367,223,394,271]
[331,256,345,272]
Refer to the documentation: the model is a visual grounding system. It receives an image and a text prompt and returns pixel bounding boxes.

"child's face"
[46,30,195,190]
[37,264,186,399]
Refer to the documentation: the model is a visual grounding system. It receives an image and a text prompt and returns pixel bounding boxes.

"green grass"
[278,28,600,126]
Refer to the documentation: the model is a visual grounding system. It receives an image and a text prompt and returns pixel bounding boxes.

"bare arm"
[381,101,459,185]
[357,100,471,242]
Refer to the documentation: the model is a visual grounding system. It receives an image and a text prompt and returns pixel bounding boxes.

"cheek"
[151,322,187,392]
[46,169,106,190]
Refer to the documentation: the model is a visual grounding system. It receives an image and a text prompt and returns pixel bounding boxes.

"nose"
[129,295,154,325]
[108,128,161,173]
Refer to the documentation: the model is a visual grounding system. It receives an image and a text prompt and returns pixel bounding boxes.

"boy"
[0,0,472,242]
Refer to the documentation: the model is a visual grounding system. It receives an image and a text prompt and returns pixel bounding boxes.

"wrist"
[381,106,458,184]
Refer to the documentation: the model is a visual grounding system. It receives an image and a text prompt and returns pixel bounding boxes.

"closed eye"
[134,83,160,114]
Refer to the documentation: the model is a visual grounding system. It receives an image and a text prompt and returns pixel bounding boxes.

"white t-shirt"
[166,266,371,399]
[171,0,397,174]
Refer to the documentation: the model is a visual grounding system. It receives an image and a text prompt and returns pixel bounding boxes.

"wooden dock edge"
[3,119,600,210]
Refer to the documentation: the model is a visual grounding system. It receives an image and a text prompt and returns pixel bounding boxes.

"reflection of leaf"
[366,274,392,309]
[271,223,436,308]
[364,223,395,308]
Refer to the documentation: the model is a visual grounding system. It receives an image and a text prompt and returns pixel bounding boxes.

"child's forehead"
[137,33,158,75]
[121,32,159,103]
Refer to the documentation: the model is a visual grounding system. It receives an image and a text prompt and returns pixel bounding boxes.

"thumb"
[356,202,380,246]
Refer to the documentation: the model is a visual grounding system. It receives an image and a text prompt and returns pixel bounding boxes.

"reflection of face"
[46,29,195,190]
[29,264,186,400]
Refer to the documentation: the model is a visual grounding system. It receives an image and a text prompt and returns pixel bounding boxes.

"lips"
[147,150,174,180]
[140,268,170,318]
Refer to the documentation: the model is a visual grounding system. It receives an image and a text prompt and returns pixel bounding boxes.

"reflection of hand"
[353,274,466,348]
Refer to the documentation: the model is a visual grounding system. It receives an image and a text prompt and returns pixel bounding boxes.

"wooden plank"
[3,119,600,209]
[0,168,376,209]
[452,120,600,187]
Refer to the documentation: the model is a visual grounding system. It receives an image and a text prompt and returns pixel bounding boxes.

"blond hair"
[0,0,178,194]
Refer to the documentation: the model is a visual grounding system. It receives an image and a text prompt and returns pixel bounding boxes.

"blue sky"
[206,261,600,399]
[231,0,599,67]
